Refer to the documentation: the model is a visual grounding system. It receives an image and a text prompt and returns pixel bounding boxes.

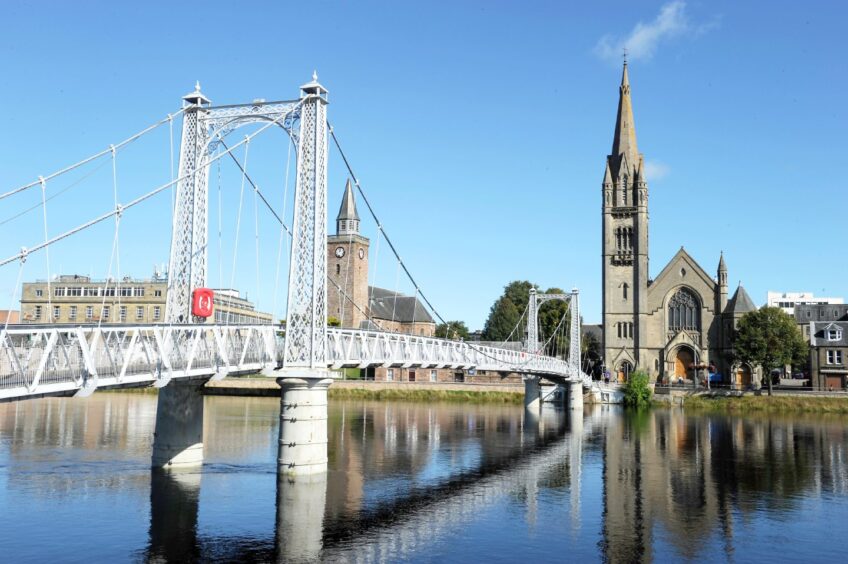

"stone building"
[794,303,848,342]
[809,321,848,390]
[601,63,758,387]
[327,179,436,337]
[19,273,271,325]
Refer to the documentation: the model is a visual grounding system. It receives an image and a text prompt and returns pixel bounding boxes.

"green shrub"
[623,370,653,408]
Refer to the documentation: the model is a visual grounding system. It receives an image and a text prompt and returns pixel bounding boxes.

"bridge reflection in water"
[2,395,847,562]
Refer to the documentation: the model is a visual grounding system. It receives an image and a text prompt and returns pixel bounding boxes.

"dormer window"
[827,328,842,341]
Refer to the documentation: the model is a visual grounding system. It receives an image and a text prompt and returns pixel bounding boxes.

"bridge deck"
[0,324,587,401]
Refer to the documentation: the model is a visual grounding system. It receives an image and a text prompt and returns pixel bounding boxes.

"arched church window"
[668,287,701,332]
[336,264,341,275]
[622,283,629,300]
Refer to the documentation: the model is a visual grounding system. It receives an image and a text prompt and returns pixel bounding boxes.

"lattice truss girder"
[0,325,590,400]
[0,324,279,400]
[283,89,328,368]
[166,99,302,324]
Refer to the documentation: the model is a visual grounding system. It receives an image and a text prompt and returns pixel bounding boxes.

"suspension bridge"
[0,74,598,473]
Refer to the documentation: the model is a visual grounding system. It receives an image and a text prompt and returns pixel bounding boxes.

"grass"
[678,395,848,414]
[328,387,524,404]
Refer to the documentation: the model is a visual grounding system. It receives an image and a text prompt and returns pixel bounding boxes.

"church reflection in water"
[133,399,848,562]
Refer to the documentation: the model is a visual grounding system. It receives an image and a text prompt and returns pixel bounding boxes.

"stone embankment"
[204,377,525,403]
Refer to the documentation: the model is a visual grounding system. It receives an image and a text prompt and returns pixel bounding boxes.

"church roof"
[610,62,640,177]
[366,286,434,324]
[725,284,757,315]
[650,247,716,291]
[337,179,359,222]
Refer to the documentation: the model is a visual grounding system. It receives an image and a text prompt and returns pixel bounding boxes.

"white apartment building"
[767,291,844,315]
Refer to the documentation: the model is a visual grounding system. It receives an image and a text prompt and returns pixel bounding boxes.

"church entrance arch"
[735,363,752,390]
[674,346,695,379]
[617,361,633,383]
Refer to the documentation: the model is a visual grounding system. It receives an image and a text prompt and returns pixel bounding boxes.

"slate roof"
[810,321,848,347]
[337,179,359,221]
[725,284,757,315]
[794,303,848,323]
[366,286,434,324]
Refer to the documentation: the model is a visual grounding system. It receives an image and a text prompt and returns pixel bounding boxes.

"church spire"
[336,178,360,236]
[611,62,640,175]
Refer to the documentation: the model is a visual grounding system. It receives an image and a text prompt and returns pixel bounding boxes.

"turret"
[717,252,728,312]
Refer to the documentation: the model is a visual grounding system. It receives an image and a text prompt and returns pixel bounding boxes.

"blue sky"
[0,1,845,327]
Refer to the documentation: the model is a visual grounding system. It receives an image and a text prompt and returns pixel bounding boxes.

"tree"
[327,316,341,327]
[733,307,808,396]
[482,296,520,341]
[436,320,470,340]
[581,327,602,374]
[481,280,572,357]
[622,370,653,408]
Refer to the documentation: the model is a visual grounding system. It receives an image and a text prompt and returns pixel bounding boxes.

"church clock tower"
[327,179,370,328]
[602,62,649,376]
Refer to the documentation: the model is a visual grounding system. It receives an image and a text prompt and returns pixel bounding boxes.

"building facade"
[327,179,436,338]
[768,291,843,315]
[19,274,270,325]
[809,321,848,390]
[601,64,758,387]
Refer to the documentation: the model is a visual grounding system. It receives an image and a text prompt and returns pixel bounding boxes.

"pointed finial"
[195,80,202,91]
[623,47,628,66]
[312,70,318,81]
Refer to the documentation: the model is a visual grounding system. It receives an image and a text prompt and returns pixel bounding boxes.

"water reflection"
[1,395,847,562]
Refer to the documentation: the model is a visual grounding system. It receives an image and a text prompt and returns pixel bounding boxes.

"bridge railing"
[0,324,585,400]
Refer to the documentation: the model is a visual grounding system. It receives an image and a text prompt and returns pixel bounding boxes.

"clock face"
[335,246,345,258]
[358,248,365,259]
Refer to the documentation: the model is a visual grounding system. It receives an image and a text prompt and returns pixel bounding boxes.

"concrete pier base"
[524,376,541,412]
[152,379,206,468]
[147,469,201,561]
[275,472,328,562]
[277,373,333,475]
[566,380,584,411]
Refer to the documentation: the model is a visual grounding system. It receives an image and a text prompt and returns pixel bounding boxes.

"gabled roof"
[650,247,716,291]
[367,286,434,324]
[725,284,757,315]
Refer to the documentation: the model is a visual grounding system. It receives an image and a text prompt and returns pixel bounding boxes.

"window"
[67,287,82,297]
[408,370,416,382]
[102,306,110,320]
[336,264,341,275]
[668,287,701,332]
[54,287,66,297]
[154,290,162,297]
[827,350,843,365]
[119,306,127,322]
[153,306,161,320]
[827,328,843,341]
[135,288,145,297]
[86,306,93,320]
[103,287,116,297]
[136,306,144,320]
[622,283,629,300]
[69,306,77,320]
[53,305,60,320]
[119,287,133,297]
[34,305,42,320]
[386,368,394,381]
[35,289,43,297]
[430,369,437,382]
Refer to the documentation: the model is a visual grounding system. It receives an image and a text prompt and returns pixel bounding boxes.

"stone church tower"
[602,62,649,375]
[327,179,370,328]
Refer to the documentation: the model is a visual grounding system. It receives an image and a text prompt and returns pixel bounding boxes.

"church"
[327,179,436,338]
[601,63,758,387]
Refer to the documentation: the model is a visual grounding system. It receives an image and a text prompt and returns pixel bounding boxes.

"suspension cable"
[0,101,302,268]
[1,108,186,202]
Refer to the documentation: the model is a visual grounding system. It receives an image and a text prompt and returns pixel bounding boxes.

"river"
[0,393,846,562]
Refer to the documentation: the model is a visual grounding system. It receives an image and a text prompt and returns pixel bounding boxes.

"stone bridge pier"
[151,379,207,468]
[276,373,334,475]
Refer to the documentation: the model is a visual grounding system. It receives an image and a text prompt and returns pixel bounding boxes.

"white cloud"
[644,160,670,181]
[595,1,715,62]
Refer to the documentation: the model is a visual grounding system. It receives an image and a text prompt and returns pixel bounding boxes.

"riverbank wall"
[654,388,848,414]
[203,377,525,403]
